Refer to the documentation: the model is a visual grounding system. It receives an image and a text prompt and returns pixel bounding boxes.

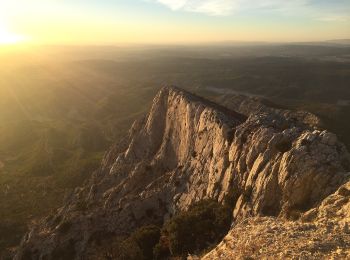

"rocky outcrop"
[15,86,350,259]
[203,180,350,259]
[216,94,322,128]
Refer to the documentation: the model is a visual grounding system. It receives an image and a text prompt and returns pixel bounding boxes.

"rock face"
[216,94,322,129]
[15,86,350,259]
[203,181,350,259]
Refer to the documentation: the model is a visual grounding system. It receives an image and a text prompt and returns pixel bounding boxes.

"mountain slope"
[15,86,350,259]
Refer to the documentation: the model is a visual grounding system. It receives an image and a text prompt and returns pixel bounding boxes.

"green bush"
[105,225,161,260]
[104,201,231,259]
[160,199,232,257]
[130,225,161,260]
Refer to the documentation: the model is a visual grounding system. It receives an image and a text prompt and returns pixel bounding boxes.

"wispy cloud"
[152,0,310,16]
[150,0,350,23]
[317,15,349,22]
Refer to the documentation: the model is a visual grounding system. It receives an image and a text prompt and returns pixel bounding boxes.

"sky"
[0,0,349,45]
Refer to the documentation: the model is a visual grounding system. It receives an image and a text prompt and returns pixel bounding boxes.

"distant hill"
[326,39,350,45]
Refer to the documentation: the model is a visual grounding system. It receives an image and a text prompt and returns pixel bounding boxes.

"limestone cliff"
[15,86,350,259]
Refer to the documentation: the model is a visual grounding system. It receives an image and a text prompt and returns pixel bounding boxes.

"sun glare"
[0,23,25,45]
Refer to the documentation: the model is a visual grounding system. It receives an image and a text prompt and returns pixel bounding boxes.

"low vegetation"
[98,200,232,260]
[159,200,232,257]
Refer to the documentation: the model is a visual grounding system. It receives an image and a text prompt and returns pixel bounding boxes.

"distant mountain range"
[326,39,350,45]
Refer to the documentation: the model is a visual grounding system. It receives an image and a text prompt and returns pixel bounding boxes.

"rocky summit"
[15,86,350,259]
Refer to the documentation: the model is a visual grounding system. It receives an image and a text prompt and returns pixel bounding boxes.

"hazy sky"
[0,0,349,44]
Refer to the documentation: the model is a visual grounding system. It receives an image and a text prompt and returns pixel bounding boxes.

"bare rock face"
[302,180,350,225]
[216,94,322,128]
[203,180,350,259]
[14,86,350,259]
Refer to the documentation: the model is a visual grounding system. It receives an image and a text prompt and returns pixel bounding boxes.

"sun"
[0,23,25,45]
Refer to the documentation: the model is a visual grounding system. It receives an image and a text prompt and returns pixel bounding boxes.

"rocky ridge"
[202,180,350,259]
[215,94,322,129]
[15,86,350,259]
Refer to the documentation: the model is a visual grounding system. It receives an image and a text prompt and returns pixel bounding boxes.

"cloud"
[152,0,310,16]
[317,15,349,22]
[156,0,189,10]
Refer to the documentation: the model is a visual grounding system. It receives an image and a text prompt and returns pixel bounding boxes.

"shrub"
[117,239,144,260]
[130,225,161,260]
[160,199,232,257]
[101,201,231,259]
[105,225,161,260]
